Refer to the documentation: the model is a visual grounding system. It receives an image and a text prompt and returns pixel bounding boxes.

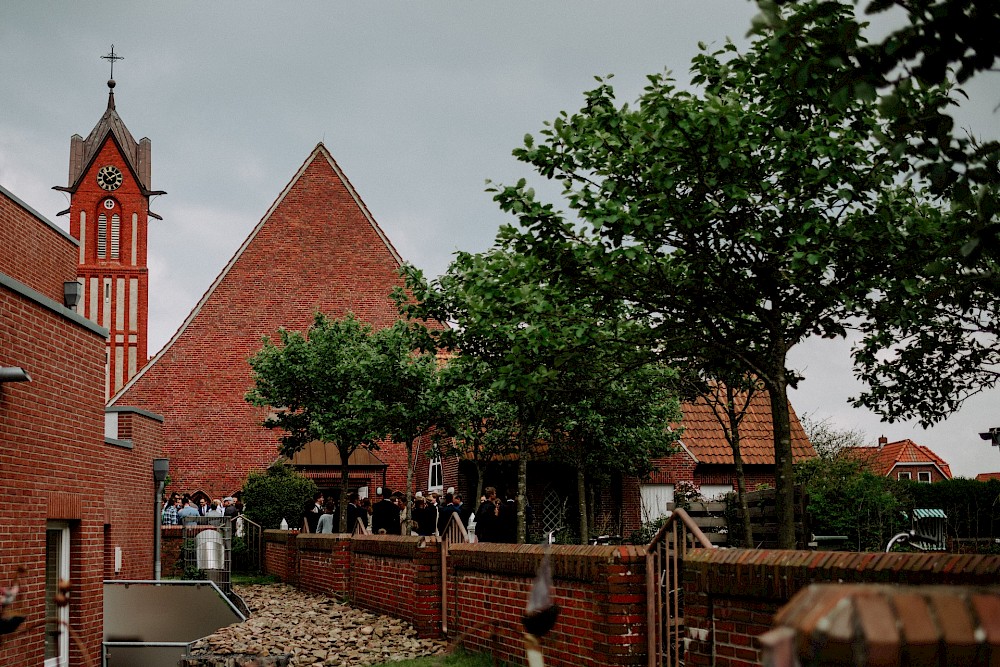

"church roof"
[64,86,152,193]
[109,143,420,495]
[674,389,815,465]
[842,439,953,479]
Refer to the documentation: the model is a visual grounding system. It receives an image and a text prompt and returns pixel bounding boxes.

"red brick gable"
[843,439,953,479]
[675,391,815,465]
[110,143,420,497]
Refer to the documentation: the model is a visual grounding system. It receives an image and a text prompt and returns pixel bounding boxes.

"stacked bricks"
[683,548,1000,667]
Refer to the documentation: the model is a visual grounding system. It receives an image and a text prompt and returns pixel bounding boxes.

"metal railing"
[232,514,263,575]
[440,512,471,636]
[646,509,716,667]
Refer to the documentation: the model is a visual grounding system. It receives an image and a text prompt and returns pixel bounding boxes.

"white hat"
[415,491,424,498]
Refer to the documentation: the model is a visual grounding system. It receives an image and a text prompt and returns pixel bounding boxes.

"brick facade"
[111,144,440,501]
[0,185,163,667]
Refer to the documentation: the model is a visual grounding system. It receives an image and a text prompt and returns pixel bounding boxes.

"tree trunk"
[338,446,352,532]
[577,465,589,544]
[404,440,414,535]
[767,359,796,549]
[732,438,754,547]
[517,446,528,544]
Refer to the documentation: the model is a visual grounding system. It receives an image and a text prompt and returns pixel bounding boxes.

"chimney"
[878,436,888,450]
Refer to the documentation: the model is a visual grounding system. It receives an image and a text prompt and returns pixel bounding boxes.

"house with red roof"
[638,390,816,522]
[844,437,953,483]
[975,472,1000,482]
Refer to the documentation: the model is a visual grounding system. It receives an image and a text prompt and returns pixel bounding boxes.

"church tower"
[56,60,164,399]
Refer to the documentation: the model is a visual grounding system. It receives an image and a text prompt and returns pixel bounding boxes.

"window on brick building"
[45,521,70,667]
[97,213,107,258]
[918,471,932,483]
[897,471,911,481]
[110,213,120,259]
[428,455,443,492]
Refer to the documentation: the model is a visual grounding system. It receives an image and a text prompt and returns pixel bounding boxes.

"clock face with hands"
[97,165,123,191]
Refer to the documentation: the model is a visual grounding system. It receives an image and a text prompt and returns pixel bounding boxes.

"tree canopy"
[475,2,960,547]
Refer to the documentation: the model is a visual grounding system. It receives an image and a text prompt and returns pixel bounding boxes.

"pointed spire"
[107,78,116,110]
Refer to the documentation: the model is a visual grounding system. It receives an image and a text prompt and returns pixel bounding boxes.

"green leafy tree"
[432,356,521,505]
[753,1,1000,424]
[241,463,318,530]
[482,3,958,547]
[375,320,441,530]
[398,253,675,543]
[245,313,393,531]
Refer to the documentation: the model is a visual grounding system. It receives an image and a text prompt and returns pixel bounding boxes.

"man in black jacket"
[371,487,402,535]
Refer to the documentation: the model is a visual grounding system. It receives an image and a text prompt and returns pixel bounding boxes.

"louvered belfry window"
[97,213,107,258]
[111,214,120,259]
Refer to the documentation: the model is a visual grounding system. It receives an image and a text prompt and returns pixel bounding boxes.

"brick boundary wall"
[350,535,441,638]
[262,532,648,665]
[295,533,351,597]
[447,544,649,667]
[682,549,1000,667]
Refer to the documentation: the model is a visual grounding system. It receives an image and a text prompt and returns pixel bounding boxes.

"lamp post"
[153,458,169,580]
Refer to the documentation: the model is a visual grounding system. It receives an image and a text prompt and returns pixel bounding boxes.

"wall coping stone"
[449,543,646,581]
[351,534,436,558]
[686,548,1000,600]
[295,533,351,551]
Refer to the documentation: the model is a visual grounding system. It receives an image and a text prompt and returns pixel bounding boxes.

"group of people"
[300,485,527,543]
[472,486,527,544]
[302,491,373,533]
[161,492,242,525]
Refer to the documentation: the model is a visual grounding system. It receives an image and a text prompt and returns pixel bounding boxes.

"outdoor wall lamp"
[0,367,31,383]
[63,281,82,309]
[979,427,1000,447]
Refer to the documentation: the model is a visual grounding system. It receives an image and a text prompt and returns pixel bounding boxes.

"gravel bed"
[189,583,450,666]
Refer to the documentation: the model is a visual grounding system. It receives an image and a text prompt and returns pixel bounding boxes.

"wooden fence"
[667,486,810,549]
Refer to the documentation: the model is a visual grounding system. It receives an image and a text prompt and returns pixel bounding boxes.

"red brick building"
[844,436,953,482]
[56,80,163,400]
[0,180,163,666]
[110,143,430,501]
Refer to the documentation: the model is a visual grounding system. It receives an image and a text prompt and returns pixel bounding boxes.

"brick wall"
[682,548,1000,667]
[296,533,351,597]
[351,535,441,638]
[448,544,648,667]
[0,186,161,667]
[263,531,648,665]
[104,408,164,579]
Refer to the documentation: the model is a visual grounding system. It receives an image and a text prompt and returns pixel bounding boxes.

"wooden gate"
[440,512,471,636]
[647,508,715,667]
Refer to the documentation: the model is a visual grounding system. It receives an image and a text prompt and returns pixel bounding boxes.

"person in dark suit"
[346,492,367,532]
[474,487,500,542]
[498,493,517,543]
[371,487,402,535]
[302,491,324,533]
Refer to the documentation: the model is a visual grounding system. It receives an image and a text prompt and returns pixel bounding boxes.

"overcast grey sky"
[2,2,998,477]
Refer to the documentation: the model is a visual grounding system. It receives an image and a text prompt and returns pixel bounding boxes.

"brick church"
[108,141,428,501]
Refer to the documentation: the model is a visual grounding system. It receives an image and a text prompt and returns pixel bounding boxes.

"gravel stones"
[189,584,449,666]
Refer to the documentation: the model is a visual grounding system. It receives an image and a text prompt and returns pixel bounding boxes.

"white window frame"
[427,455,443,493]
[918,471,932,483]
[45,522,70,667]
[897,471,911,481]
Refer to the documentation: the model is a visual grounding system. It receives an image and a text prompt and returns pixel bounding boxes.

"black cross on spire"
[101,45,124,80]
